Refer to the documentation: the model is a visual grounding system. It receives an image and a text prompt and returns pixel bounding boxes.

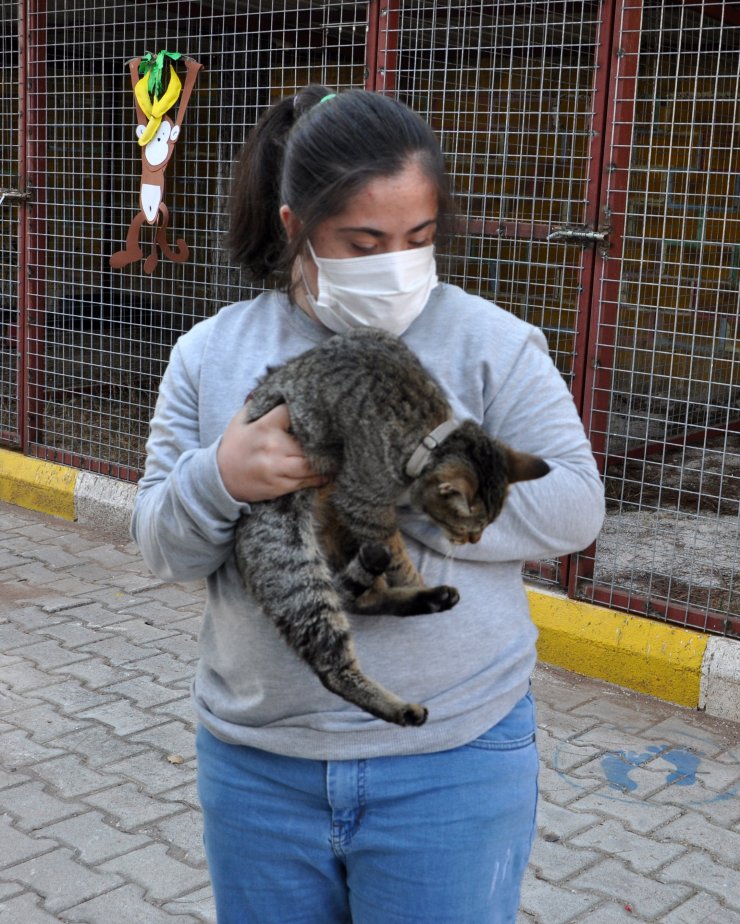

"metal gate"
[1,1,738,637]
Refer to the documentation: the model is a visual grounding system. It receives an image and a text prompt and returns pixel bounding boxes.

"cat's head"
[409,421,550,544]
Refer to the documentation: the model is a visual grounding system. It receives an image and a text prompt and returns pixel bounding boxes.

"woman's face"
[280,160,438,317]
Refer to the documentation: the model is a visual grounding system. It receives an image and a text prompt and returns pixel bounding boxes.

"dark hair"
[227,85,455,288]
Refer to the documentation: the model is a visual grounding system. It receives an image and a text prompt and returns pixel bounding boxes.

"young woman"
[131,85,605,923]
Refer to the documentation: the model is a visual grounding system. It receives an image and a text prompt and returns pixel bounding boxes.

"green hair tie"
[320,93,337,104]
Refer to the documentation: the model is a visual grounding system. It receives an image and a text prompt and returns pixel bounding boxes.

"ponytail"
[226,85,333,285]
[228,85,454,290]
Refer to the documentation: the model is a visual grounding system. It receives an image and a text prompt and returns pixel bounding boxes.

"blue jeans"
[196,691,538,924]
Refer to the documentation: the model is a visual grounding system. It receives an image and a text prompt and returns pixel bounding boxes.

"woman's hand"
[217,404,328,503]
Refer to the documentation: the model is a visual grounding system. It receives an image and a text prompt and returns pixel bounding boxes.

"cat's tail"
[233,499,427,727]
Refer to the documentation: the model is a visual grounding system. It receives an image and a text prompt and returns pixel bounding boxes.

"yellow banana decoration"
[135,66,182,146]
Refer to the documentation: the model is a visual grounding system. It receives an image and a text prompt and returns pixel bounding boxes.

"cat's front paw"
[395,703,428,727]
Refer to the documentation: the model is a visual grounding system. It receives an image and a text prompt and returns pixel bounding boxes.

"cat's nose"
[468,532,482,543]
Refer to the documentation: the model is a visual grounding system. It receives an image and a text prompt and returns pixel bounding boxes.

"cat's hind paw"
[420,584,460,612]
[357,542,392,575]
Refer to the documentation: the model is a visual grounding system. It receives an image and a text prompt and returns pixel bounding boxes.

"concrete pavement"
[0,500,738,923]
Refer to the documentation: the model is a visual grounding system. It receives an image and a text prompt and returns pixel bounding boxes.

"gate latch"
[0,188,34,206]
[547,226,609,245]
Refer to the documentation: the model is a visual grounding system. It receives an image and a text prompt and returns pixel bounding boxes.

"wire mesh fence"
[575,0,740,635]
[2,0,739,636]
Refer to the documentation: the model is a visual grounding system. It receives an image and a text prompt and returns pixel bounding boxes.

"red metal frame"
[19,0,47,456]
[368,0,399,95]
[568,0,643,600]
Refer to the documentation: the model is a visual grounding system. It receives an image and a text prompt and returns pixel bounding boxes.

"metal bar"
[23,0,47,455]
[564,0,621,595]
[463,219,555,241]
[581,0,643,471]
[606,416,740,466]
[374,0,399,94]
[38,446,141,483]
[365,0,380,91]
[16,0,28,451]
[582,585,739,638]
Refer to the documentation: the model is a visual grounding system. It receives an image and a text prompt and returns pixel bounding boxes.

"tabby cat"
[234,327,549,727]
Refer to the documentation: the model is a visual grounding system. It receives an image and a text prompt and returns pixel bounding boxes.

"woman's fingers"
[217,402,328,503]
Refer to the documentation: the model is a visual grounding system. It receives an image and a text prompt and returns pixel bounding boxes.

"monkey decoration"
[110,51,203,274]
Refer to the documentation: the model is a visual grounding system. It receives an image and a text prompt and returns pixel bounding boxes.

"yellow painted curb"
[528,588,709,708]
[0,448,77,521]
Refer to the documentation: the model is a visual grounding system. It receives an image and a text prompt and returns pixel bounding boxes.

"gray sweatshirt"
[131,283,604,759]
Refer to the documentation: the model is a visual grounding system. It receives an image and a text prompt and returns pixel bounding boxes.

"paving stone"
[658,850,740,910]
[32,755,123,799]
[0,781,85,831]
[102,677,185,708]
[538,764,601,806]
[128,721,196,760]
[38,811,151,864]
[40,621,114,648]
[75,700,170,737]
[10,639,92,671]
[55,658,140,689]
[518,869,599,923]
[35,680,117,715]
[573,900,651,922]
[105,616,181,645]
[152,696,196,727]
[528,837,601,883]
[0,683,44,719]
[148,633,200,662]
[534,799,602,842]
[146,811,206,867]
[7,703,91,743]
[162,886,217,923]
[661,891,740,923]
[99,843,209,901]
[0,814,57,867]
[84,546,140,569]
[567,786,683,834]
[125,600,201,624]
[644,716,732,758]
[51,602,132,629]
[77,636,161,665]
[656,811,740,862]
[650,778,740,827]
[569,857,693,918]
[63,883,201,924]
[105,750,195,795]
[83,783,188,828]
[51,726,147,770]
[0,623,39,651]
[10,604,68,626]
[21,545,82,569]
[0,847,123,914]
[131,652,195,684]
[2,503,738,924]
[570,817,687,873]
[0,891,65,923]
[0,729,65,768]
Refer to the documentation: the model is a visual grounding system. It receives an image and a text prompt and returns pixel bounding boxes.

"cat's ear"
[438,479,472,515]
[506,448,550,484]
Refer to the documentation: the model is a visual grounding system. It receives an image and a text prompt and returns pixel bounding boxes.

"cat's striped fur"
[234,327,548,726]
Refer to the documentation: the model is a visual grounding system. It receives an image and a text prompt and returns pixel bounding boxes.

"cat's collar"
[405,419,459,478]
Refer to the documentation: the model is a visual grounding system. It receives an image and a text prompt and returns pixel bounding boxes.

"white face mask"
[301,241,438,336]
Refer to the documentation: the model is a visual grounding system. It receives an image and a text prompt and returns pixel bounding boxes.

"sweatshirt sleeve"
[398,328,605,562]
[130,340,250,583]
